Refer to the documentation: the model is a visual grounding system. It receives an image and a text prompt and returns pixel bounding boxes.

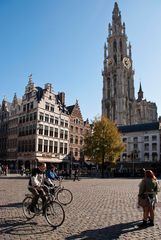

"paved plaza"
[1,176,161,240]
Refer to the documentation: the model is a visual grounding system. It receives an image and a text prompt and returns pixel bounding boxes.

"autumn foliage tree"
[83,117,125,177]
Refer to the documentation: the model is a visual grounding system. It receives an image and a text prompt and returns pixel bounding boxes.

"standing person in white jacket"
[28,162,47,213]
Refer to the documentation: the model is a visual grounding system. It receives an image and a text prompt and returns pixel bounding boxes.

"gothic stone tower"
[102,2,135,126]
[102,2,157,126]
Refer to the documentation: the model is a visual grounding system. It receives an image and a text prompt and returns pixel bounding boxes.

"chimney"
[58,92,65,105]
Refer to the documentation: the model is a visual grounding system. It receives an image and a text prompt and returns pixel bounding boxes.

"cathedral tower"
[102,2,157,125]
[102,2,135,125]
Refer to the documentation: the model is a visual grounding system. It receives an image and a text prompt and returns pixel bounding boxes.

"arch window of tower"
[113,40,117,52]
[107,78,110,99]
[119,39,122,52]
[114,75,117,95]
[114,54,117,64]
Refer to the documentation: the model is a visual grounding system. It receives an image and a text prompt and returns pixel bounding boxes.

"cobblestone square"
[1,176,161,239]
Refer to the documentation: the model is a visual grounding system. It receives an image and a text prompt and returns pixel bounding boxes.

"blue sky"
[0,0,161,121]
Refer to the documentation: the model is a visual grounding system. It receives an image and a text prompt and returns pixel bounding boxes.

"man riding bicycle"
[28,162,47,213]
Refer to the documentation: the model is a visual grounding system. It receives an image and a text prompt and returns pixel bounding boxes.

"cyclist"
[45,164,60,186]
[28,162,47,213]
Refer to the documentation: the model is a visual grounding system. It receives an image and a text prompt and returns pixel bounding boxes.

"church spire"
[137,82,144,101]
[112,2,122,35]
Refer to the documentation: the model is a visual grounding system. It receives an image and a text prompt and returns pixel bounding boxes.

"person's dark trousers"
[28,187,46,210]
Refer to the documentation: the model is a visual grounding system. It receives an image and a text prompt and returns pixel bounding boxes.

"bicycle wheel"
[22,196,35,219]
[44,201,65,227]
[56,188,73,205]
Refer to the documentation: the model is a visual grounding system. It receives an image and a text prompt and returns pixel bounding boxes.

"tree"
[83,117,125,177]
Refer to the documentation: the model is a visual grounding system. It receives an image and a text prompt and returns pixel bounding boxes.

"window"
[44,140,48,152]
[64,143,67,154]
[32,139,35,151]
[65,120,68,128]
[45,114,49,122]
[80,137,83,145]
[75,135,78,144]
[75,127,78,133]
[54,128,58,138]
[75,148,78,157]
[144,136,149,141]
[50,127,53,137]
[33,124,36,134]
[27,103,30,111]
[51,105,54,112]
[38,139,43,151]
[144,143,149,151]
[55,117,59,125]
[39,113,44,121]
[133,137,138,143]
[23,105,26,112]
[29,125,32,135]
[30,113,33,121]
[19,117,22,124]
[34,112,37,120]
[133,143,138,150]
[44,126,48,136]
[59,142,63,154]
[80,128,83,135]
[49,141,53,153]
[60,119,64,127]
[144,153,149,161]
[71,125,74,132]
[50,116,54,124]
[64,130,68,140]
[26,114,29,122]
[54,141,58,153]
[152,135,157,141]
[30,102,33,109]
[70,134,74,144]
[39,125,43,135]
[45,103,49,110]
[152,143,157,151]
[60,129,64,139]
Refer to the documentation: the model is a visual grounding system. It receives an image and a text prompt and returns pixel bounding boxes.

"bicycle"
[22,187,65,228]
[50,178,73,205]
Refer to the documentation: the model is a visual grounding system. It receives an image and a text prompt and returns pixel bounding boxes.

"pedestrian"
[138,170,159,227]
[73,168,80,181]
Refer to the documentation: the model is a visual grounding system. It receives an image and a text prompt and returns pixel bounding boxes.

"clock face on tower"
[123,57,131,69]
[107,58,113,66]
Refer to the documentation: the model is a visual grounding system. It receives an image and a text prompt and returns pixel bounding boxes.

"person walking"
[138,170,159,227]
[73,168,80,181]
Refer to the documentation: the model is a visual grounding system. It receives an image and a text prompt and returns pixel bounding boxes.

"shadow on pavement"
[65,220,144,240]
[0,202,22,208]
[0,217,54,235]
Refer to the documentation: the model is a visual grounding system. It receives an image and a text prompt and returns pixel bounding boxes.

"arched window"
[107,78,110,99]
[114,75,117,95]
[119,39,122,52]
[113,40,117,52]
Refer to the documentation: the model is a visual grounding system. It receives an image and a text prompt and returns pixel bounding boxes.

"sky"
[0,0,161,122]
